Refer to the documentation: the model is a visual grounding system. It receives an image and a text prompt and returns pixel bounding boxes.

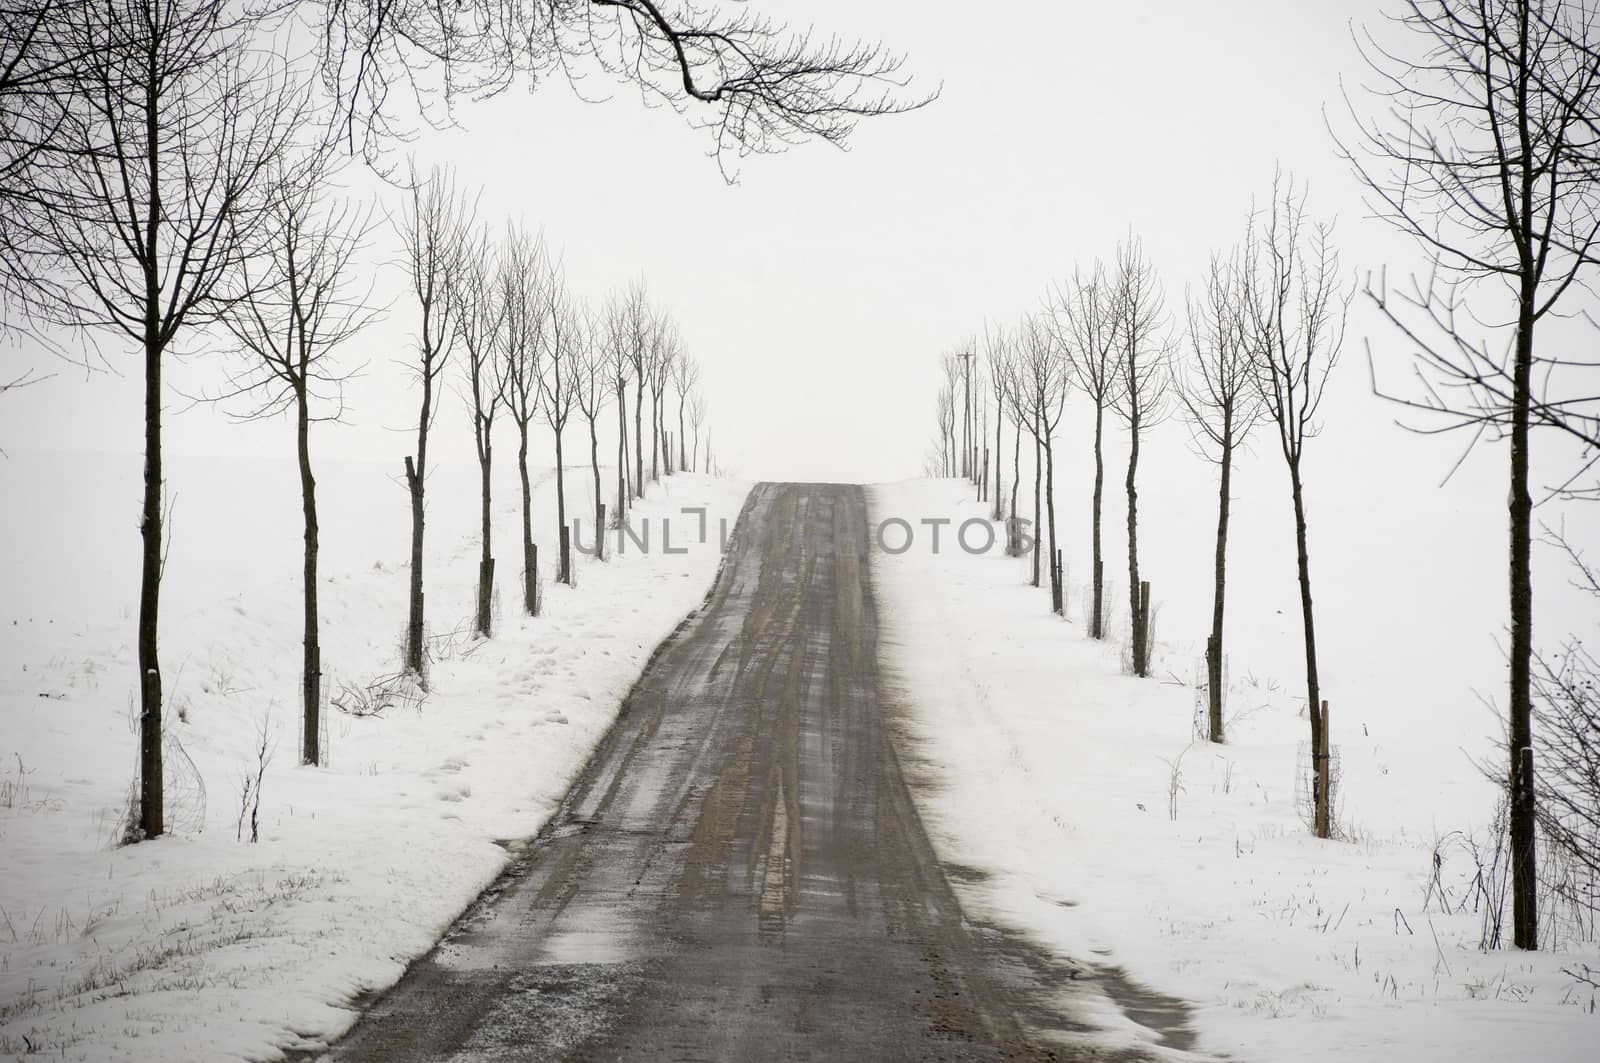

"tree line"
[929,181,1345,836]
[390,165,717,730]
[927,0,1600,954]
[0,0,924,843]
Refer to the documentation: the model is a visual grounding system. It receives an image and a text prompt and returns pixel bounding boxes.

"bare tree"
[1111,236,1172,677]
[1181,248,1262,744]
[1243,175,1348,839]
[689,390,706,472]
[1341,0,1600,947]
[935,384,956,478]
[1018,314,1068,608]
[1056,261,1123,640]
[541,264,582,585]
[497,223,548,616]
[623,280,651,499]
[311,1,931,170]
[399,164,472,678]
[966,361,979,499]
[648,315,675,483]
[601,288,635,524]
[23,0,303,838]
[673,348,700,473]
[939,349,963,477]
[574,307,611,558]
[453,226,504,638]
[660,342,677,477]
[220,166,378,767]
[986,326,1010,521]
[960,341,976,481]
[999,348,1026,552]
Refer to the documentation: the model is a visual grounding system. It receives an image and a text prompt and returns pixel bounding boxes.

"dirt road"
[320,483,1166,1062]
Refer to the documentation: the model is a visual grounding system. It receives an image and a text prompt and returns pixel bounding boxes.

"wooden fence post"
[1092,558,1103,640]
[529,543,540,617]
[1206,633,1223,743]
[1137,579,1151,677]
[1315,699,1332,839]
[1054,549,1064,615]
[412,589,425,678]
[477,556,494,638]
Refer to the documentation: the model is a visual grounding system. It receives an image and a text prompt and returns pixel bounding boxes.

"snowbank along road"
[318,482,1155,1061]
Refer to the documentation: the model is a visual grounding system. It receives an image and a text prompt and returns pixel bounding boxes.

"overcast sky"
[1,0,1591,577]
[6,0,1428,477]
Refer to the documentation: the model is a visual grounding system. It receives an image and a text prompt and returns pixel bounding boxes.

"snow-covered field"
[871,478,1596,1063]
[0,447,748,1061]
[4,436,1593,1062]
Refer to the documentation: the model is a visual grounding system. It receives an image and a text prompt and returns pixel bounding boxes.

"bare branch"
[313,0,935,170]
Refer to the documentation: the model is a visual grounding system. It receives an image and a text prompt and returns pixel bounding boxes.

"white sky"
[2,0,1592,580]
[6,0,1405,474]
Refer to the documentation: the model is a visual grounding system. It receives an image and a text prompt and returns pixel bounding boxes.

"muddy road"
[320,483,1173,1062]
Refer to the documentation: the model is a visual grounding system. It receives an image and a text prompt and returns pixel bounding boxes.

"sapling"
[237,710,274,844]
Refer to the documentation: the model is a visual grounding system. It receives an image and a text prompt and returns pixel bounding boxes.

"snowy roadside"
[869,479,1595,1063]
[0,450,748,1062]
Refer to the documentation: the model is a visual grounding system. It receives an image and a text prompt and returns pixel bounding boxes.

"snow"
[4,432,1594,1062]
[0,447,748,1061]
[870,478,1597,1063]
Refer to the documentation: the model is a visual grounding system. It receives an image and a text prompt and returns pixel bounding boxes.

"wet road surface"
[318,484,1181,1062]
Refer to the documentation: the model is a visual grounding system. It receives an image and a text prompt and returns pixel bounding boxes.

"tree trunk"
[993,404,1004,520]
[658,390,669,478]
[1127,406,1145,676]
[296,388,321,766]
[1031,426,1041,588]
[1208,417,1234,744]
[1010,413,1020,525]
[964,360,973,481]
[475,420,493,638]
[633,377,644,498]
[1044,427,1060,615]
[678,396,687,472]
[615,382,629,524]
[554,427,569,584]
[132,52,167,840]
[405,453,426,676]
[405,358,433,677]
[1288,462,1326,838]
[1091,403,1106,641]
[138,324,164,839]
[589,416,604,561]
[517,419,536,615]
[650,388,660,483]
[1509,294,1537,949]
